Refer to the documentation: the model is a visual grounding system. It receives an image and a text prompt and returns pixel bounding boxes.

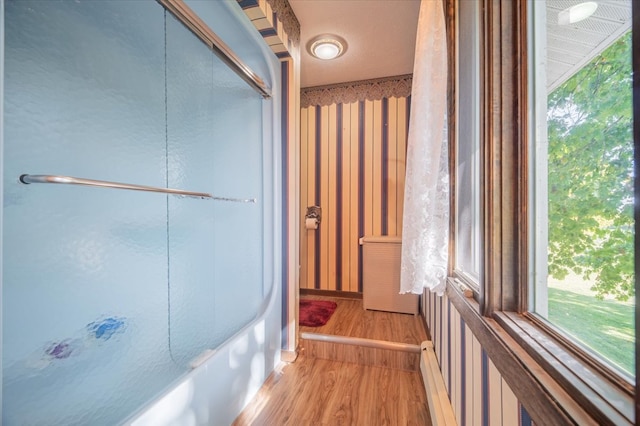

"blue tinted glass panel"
[2,0,269,423]
[2,2,182,423]
[165,12,264,365]
[186,0,272,85]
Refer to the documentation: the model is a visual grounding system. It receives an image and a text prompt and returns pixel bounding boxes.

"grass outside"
[548,287,634,375]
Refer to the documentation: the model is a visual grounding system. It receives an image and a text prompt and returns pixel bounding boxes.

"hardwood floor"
[299,295,429,344]
[232,294,432,425]
[300,295,429,370]
[232,354,431,426]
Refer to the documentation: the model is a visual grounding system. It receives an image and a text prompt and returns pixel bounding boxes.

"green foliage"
[547,31,633,301]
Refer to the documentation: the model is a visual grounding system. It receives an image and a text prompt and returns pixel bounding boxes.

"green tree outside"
[547,31,634,302]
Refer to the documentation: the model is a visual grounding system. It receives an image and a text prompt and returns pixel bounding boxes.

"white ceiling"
[288,0,632,91]
[545,1,632,91]
[288,0,420,88]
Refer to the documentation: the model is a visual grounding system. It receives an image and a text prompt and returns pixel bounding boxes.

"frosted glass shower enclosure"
[2,0,281,424]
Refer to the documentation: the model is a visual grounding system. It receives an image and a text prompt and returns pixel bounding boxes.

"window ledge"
[495,311,634,424]
[446,280,634,425]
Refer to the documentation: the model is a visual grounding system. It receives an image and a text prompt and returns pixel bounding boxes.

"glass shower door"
[4,1,180,423]
[2,0,272,423]
[164,9,265,366]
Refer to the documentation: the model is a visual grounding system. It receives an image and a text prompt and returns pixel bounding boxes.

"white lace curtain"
[400,0,449,295]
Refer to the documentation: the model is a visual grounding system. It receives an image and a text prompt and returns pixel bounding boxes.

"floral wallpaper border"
[301,74,413,107]
[266,0,300,45]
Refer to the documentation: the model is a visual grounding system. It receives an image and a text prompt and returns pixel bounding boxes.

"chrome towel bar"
[19,174,256,203]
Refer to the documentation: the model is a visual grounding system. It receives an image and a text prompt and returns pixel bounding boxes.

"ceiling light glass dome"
[308,35,347,60]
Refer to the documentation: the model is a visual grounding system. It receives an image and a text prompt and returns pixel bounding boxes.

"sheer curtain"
[400,0,449,295]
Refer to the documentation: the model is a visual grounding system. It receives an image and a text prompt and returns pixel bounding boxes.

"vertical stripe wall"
[300,96,409,292]
[423,290,536,426]
[240,0,301,357]
[238,0,300,58]
[280,59,291,352]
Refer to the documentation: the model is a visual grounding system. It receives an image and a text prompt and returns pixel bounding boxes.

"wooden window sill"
[446,280,634,425]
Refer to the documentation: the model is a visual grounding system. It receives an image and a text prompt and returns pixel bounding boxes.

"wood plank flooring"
[232,354,432,426]
[299,295,429,344]
[233,294,432,425]
[300,295,429,370]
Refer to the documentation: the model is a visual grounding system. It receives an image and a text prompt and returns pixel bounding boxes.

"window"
[454,0,481,288]
[529,0,634,378]
[448,0,636,423]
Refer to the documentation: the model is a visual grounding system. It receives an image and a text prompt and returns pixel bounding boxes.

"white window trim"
[528,0,549,317]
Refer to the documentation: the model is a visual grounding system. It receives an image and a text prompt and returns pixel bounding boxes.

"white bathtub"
[123,276,282,426]
[2,0,285,423]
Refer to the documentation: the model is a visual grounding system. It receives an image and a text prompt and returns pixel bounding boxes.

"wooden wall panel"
[320,104,336,290]
[300,97,409,292]
[387,97,398,236]
[502,377,520,425]
[363,100,375,239]
[423,290,538,426]
[452,306,462,426]
[319,105,330,290]
[371,99,382,237]
[465,323,476,426]
[441,296,449,397]
[471,331,483,426]
[396,98,408,234]
[305,106,317,289]
[338,104,350,291]
[300,107,309,291]
[348,102,360,293]
[489,357,502,425]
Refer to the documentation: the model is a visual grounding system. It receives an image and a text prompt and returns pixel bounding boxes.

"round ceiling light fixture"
[558,1,598,25]
[308,34,347,60]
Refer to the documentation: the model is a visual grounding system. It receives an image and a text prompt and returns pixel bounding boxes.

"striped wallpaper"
[238,0,299,58]
[423,290,535,426]
[240,0,300,355]
[300,96,410,293]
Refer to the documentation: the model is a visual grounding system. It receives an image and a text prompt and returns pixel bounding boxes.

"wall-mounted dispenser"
[305,205,321,230]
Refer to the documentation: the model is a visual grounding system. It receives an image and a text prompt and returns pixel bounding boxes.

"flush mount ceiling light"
[308,34,347,60]
[558,1,598,25]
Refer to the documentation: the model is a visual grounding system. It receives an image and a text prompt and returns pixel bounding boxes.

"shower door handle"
[19,174,256,203]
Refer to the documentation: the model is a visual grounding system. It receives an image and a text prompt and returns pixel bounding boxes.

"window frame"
[446,0,637,424]
[451,0,481,291]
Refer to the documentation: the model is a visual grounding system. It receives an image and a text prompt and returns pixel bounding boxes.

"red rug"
[299,299,337,327]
